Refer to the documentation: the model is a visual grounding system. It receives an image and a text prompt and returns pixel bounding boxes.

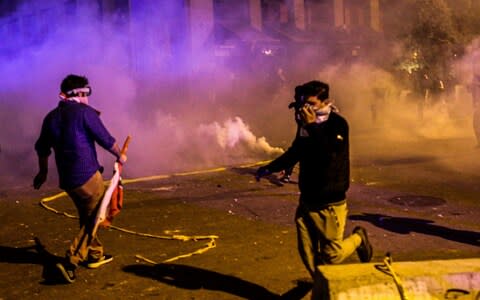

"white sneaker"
[86,254,113,269]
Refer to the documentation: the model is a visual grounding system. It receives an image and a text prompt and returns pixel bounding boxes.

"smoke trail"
[198,116,284,155]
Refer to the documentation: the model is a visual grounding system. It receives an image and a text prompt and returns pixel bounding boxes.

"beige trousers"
[295,201,361,278]
[66,171,105,266]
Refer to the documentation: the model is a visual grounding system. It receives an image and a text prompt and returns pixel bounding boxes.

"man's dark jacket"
[265,112,349,208]
[35,100,116,190]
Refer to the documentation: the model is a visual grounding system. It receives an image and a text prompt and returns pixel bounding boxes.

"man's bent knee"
[322,247,344,264]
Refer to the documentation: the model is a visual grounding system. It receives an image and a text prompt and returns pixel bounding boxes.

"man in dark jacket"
[34,74,127,283]
[256,80,372,279]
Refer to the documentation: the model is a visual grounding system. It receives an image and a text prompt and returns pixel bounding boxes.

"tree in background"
[384,0,462,95]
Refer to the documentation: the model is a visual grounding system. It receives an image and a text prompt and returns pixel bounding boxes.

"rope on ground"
[135,237,217,264]
[375,253,409,300]
[40,192,78,218]
[39,161,270,264]
[122,160,270,184]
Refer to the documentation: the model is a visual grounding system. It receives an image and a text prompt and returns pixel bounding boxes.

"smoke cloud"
[0,2,292,186]
[0,1,478,187]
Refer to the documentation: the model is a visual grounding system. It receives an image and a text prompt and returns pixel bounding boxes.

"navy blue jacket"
[35,100,116,190]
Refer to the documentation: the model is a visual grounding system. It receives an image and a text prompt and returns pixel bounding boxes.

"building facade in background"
[0,0,385,74]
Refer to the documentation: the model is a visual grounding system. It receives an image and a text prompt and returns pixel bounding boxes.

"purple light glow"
[0,1,478,186]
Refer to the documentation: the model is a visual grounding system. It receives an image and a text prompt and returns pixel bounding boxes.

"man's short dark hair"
[301,80,329,101]
[60,74,89,94]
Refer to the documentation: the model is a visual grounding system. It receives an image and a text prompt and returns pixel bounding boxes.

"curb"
[312,258,480,299]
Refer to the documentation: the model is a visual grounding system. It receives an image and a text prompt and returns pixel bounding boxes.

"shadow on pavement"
[0,237,65,285]
[123,263,312,300]
[350,213,480,246]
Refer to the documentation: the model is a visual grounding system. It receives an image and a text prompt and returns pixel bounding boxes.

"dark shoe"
[86,254,113,269]
[55,262,76,283]
[353,226,373,262]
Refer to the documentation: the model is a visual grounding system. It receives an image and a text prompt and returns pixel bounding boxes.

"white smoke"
[0,3,292,184]
[198,116,284,156]
[113,113,283,178]
[318,62,472,141]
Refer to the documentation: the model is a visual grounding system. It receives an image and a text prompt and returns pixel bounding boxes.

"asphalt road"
[0,134,479,299]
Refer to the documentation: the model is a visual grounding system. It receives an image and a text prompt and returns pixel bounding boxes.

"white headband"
[66,86,91,96]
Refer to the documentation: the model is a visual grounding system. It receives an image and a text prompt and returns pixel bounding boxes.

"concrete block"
[312,258,480,300]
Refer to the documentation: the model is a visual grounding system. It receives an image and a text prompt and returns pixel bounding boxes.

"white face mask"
[77,96,89,105]
[64,96,88,105]
[314,103,332,115]
[312,103,332,123]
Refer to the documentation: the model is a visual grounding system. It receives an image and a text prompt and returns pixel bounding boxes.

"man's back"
[35,100,115,190]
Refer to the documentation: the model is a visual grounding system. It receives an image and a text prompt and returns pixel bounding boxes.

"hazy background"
[0,1,478,187]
